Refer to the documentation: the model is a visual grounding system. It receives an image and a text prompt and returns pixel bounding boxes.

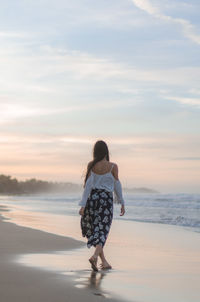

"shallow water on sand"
[2,204,200,302]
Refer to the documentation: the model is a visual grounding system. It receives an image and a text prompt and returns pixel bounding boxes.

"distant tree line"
[0,174,81,195]
[0,174,158,195]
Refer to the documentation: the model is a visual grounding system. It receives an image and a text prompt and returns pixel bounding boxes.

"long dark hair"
[84,140,110,186]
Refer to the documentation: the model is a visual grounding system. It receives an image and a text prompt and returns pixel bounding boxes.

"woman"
[79,140,125,271]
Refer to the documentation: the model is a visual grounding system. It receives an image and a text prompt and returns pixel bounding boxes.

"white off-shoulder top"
[79,164,125,207]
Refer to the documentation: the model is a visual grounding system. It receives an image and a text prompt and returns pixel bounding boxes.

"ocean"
[1,192,200,234]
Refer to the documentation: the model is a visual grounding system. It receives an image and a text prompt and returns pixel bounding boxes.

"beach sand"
[0,205,120,302]
[1,204,200,302]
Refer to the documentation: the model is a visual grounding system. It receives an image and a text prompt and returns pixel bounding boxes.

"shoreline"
[1,203,200,302]
[0,206,121,302]
[1,199,199,238]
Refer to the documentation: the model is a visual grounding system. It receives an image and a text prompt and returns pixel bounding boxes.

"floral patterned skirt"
[81,188,113,248]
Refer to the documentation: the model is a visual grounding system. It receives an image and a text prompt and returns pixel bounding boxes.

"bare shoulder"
[111,162,118,169]
[87,161,93,169]
[111,162,119,180]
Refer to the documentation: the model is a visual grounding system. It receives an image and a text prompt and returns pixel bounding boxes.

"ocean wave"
[117,215,200,231]
[1,192,200,233]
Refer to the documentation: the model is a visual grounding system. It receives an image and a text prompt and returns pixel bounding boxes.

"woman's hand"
[120,205,125,216]
[79,207,85,216]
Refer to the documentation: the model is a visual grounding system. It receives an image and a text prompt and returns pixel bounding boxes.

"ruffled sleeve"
[113,179,125,205]
[79,174,93,207]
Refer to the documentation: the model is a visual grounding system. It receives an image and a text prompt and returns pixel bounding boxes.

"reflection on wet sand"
[89,271,106,289]
[74,270,111,298]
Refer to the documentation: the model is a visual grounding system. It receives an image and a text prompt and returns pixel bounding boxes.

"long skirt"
[81,188,113,248]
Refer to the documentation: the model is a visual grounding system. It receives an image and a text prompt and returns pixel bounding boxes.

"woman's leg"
[92,244,102,260]
[99,249,112,269]
[90,246,112,269]
[89,244,102,271]
[99,249,106,262]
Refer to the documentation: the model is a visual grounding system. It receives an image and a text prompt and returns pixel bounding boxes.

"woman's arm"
[79,170,93,215]
[112,164,125,216]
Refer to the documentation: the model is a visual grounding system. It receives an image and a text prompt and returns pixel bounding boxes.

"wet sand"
[0,205,121,302]
[1,204,200,302]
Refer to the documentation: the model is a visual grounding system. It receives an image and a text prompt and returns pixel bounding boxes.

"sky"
[0,0,200,193]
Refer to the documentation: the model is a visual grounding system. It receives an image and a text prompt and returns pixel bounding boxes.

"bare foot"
[100,261,112,270]
[89,256,98,272]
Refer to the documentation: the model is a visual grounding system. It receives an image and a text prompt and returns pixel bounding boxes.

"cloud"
[189,88,200,95]
[0,96,141,126]
[0,132,197,148]
[0,103,81,124]
[1,31,200,111]
[131,0,159,15]
[0,31,27,38]
[164,96,200,107]
[131,0,200,45]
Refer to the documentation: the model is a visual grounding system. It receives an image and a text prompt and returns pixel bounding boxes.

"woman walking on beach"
[79,140,125,271]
